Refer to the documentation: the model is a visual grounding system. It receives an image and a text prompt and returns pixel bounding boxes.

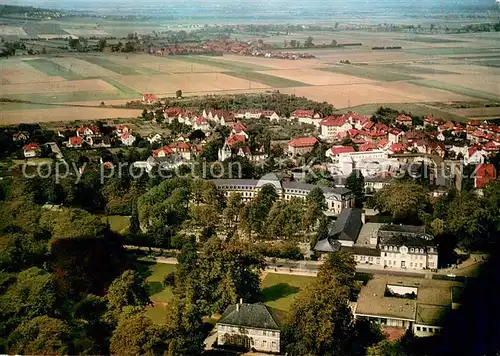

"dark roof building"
[314,208,363,252]
[218,302,281,330]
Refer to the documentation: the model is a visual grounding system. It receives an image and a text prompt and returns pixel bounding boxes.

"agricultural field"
[255,68,374,86]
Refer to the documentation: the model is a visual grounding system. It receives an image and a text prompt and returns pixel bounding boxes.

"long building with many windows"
[212,173,354,215]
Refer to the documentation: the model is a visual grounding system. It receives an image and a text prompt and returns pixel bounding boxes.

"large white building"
[212,173,354,215]
[320,116,353,140]
[216,301,281,353]
[327,149,400,177]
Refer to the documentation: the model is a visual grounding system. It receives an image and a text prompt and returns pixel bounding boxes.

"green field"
[319,65,419,81]
[377,64,458,75]
[404,47,497,56]
[260,273,316,311]
[473,60,500,68]
[227,71,310,88]
[24,59,83,80]
[174,55,273,72]
[101,77,141,95]
[402,37,465,44]
[410,79,500,101]
[1,90,135,104]
[79,56,160,75]
[102,215,130,234]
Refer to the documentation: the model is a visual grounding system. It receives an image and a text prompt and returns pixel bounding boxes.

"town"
[1,90,499,355]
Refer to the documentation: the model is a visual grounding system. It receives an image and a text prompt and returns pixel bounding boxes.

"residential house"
[288,136,318,156]
[168,141,192,161]
[217,301,281,353]
[325,145,355,159]
[341,112,370,130]
[142,94,157,104]
[424,115,444,127]
[116,124,132,135]
[23,143,40,158]
[466,147,486,165]
[388,143,406,154]
[236,109,261,119]
[218,134,247,161]
[314,208,363,250]
[204,109,235,126]
[193,116,210,132]
[395,114,413,126]
[231,122,249,139]
[290,110,322,127]
[164,107,183,122]
[120,132,136,146]
[261,110,280,121]
[320,116,352,140]
[76,125,101,146]
[439,121,455,133]
[147,133,163,145]
[388,129,404,144]
[67,136,83,148]
[475,164,497,189]
[152,146,174,158]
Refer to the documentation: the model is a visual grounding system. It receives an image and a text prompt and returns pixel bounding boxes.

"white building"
[320,116,353,140]
[217,301,281,353]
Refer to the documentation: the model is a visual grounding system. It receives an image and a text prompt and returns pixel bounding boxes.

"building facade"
[212,173,354,215]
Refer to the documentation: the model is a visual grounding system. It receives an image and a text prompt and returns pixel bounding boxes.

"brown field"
[0,106,142,125]
[420,74,500,95]
[0,61,64,84]
[115,72,269,95]
[221,54,328,69]
[104,54,223,73]
[449,107,500,118]
[312,49,427,64]
[0,79,117,95]
[63,28,110,37]
[282,82,473,108]
[257,68,375,85]
[0,25,27,36]
[51,57,118,77]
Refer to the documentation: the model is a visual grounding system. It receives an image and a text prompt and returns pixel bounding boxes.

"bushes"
[254,242,303,260]
[163,272,175,287]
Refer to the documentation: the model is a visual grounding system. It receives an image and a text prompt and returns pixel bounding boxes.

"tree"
[176,89,182,98]
[223,193,243,227]
[105,270,151,324]
[282,253,357,355]
[256,184,278,213]
[446,192,485,251]
[346,170,365,207]
[304,187,327,229]
[8,316,71,355]
[110,313,168,356]
[374,182,429,223]
[97,39,106,51]
[304,36,314,47]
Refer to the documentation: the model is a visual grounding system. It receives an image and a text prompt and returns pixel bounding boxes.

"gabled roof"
[168,141,191,150]
[396,114,412,122]
[232,122,247,132]
[291,109,314,118]
[23,143,39,151]
[69,136,82,145]
[218,303,281,330]
[226,134,246,147]
[359,142,377,152]
[330,145,355,155]
[195,116,207,125]
[476,164,497,189]
[288,136,318,148]
[152,146,174,157]
[389,143,406,153]
[320,116,347,127]
[315,208,363,252]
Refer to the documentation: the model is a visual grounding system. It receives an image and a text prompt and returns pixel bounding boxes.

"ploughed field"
[1,30,499,124]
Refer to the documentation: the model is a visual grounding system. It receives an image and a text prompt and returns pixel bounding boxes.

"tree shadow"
[260,283,300,302]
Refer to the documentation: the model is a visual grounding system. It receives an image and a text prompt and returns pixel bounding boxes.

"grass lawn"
[79,56,160,75]
[24,59,83,80]
[174,55,273,72]
[146,263,177,303]
[260,273,316,311]
[319,65,418,81]
[226,71,310,88]
[145,305,169,324]
[409,79,500,101]
[102,215,130,234]
[401,37,465,44]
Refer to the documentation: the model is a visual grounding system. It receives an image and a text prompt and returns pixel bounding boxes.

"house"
[231,122,249,139]
[67,136,83,148]
[395,114,413,126]
[152,146,174,158]
[147,133,163,144]
[320,116,352,140]
[12,131,29,142]
[120,132,136,146]
[204,109,235,126]
[236,109,261,119]
[217,300,281,353]
[466,147,486,165]
[23,143,40,158]
[388,143,406,154]
[92,136,111,148]
[76,125,101,138]
[193,116,210,132]
[291,110,322,127]
[388,129,404,144]
[341,111,370,129]
[168,141,191,160]
[314,208,363,250]
[116,124,132,135]
[359,142,378,152]
[326,145,355,159]
[164,107,182,121]
[142,94,157,104]
[424,115,444,127]
[354,275,463,337]
[475,164,497,189]
[439,121,455,132]
[261,110,280,121]
[288,136,318,156]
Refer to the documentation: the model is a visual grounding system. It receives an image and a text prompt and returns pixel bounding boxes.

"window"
[429,262,434,268]
[384,252,387,257]
[389,246,393,251]
[263,330,266,336]
[429,247,433,253]
[416,326,421,331]
[369,256,373,262]
[361,256,366,261]
[420,263,423,268]
[272,341,277,350]
[420,248,424,253]
[423,327,427,332]
[410,262,413,267]
[410,248,414,252]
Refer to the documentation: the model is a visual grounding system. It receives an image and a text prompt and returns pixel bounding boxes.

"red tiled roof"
[330,146,355,155]
[472,129,486,138]
[468,120,480,126]
[320,116,347,127]
[468,146,481,157]
[377,139,389,148]
[195,116,207,125]
[389,143,406,153]
[152,146,174,157]
[347,128,359,137]
[23,143,39,151]
[337,131,349,139]
[288,136,318,148]
[69,137,82,146]
[232,122,247,132]
[116,124,132,133]
[389,128,403,135]
[374,123,389,132]
[341,111,369,123]
[396,114,412,122]
[142,94,157,101]
[439,121,455,131]
[261,110,276,117]
[292,110,314,118]
[363,121,375,130]
[121,132,134,140]
[168,141,191,151]
[226,134,246,147]
[476,164,497,189]
[164,107,182,117]
[484,141,499,151]
[425,115,444,125]
[358,142,377,152]
[77,125,99,135]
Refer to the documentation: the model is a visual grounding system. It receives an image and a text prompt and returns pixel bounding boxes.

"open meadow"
[1,29,499,124]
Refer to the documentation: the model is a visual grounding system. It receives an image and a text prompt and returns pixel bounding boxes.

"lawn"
[319,65,418,82]
[409,79,500,101]
[24,59,83,80]
[260,273,316,311]
[401,37,465,44]
[226,71,310,88]
[79,56,160,75]
[146,263,177,303]
[102,215,130,234]
[174,55,273,72]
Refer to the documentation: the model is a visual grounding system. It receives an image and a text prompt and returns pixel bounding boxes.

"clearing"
[260,273,316,311]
